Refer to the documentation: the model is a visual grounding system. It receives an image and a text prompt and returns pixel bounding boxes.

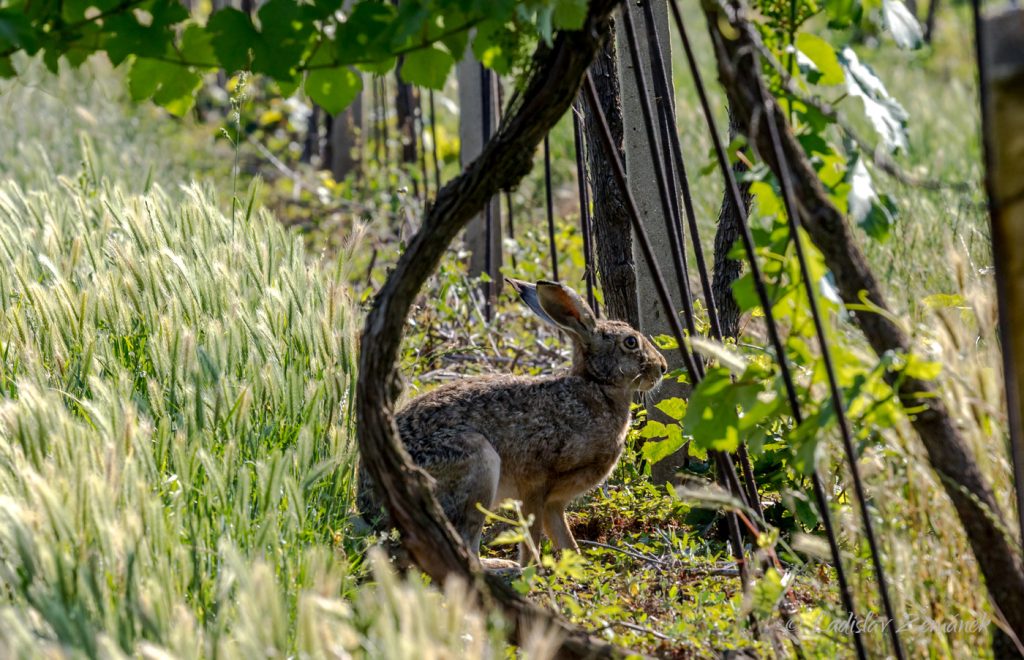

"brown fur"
[357,280,667,563]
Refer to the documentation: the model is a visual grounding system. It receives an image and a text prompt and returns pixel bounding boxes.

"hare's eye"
[624,335,639,350]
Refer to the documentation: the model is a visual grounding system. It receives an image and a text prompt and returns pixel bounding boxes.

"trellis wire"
[571,102,599,316]
[763,83,906,660]
[543,135,561,283]
[668,0,878,656]
[618,2,704,381]
[582,72,751,589]
[633,0,767,526]
[618,8,764,586]
[638,0,722,343]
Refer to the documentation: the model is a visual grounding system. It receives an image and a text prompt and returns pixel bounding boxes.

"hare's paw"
[480,557,523,579]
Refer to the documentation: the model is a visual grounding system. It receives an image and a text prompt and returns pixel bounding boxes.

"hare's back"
[395,374,627,468]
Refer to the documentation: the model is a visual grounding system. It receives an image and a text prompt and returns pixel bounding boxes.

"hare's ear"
[505,277,556,325]
[534,280,597,341]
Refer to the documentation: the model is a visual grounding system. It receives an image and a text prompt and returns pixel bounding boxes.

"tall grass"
[0,158,520,657]
[0,55,232,198]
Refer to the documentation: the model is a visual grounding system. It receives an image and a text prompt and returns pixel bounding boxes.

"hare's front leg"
[542,501,578,552]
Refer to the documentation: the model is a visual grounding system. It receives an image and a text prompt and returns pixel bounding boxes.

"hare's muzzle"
[637,357,668,392]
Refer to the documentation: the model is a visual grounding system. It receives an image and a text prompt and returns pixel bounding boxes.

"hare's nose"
[658,360,668,376]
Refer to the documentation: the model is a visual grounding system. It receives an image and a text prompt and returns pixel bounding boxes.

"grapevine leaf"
[208,8,259,73]
[536,5,555,45]
[655,397,688,421]
[180,24,216,67]
[104,0,188,64]
[305,66,363,114]
[336,1,397,66]
[824,0,861,27]
[641,424,686,465]
[388,1,432,49]
[904,353,941,380]
[0,9,39,53]
[847,156,875,225]
[400,45,454,90]
[788,406,832,475]
[862,194,897,241]
[128,57,202,116]
[840,47,909,153]
[255,0,314,79]
[473,18,515,74]
[684,366,770,454]
[104,14,170,65]
[847,157,896,241]
[311,0,343,18]
[882,0,923,49]
[61,0,118,23]
[795,33,844,85]
[553,0,589,30]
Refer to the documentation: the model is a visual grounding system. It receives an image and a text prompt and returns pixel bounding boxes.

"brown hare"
[357,278,667,564]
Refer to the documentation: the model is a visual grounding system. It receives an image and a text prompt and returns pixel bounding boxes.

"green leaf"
[904,353,941,380]
[0,55,14,78]
[0,9,39,53]
[336,1,397,65]
[472,18,514,74]
[824,0,861,27]
[882,0,923,49]
[862,194,897,241]
[750,569,786,620]
[641,424,685,465]
[788,410,828,475]
[684,366,772,454]
[180,24,216,67]
[655,397,687,421]
[255,0,314,78]
[104,14,169,65]
[208,8,260,73]
[536,5,555,45]
[840,47,909,153]
[921,293,966,309]
[795,33,844,86]
[305,66,363,114]
[639,420,668,439]
[128,57,202,116]
[750,180,783,218]
[399,45,453,90]
[553,0,588,30]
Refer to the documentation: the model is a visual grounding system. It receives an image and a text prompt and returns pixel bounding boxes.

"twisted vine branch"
[355,1,642,657]
[701,0,1024,651]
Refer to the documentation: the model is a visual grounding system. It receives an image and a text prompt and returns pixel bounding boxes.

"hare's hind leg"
[542,501,579,552]
[431,432,501,555]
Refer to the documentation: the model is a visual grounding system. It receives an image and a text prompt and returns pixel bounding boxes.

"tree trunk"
[702,0,1024,650]
[582,19,640,328]
[394,64,419,165]
[711,112,751,340]
[356,2,635,656]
